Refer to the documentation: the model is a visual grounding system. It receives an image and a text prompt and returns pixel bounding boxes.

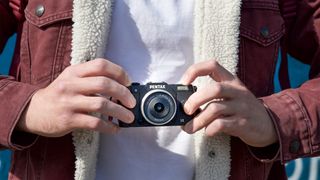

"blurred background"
[1,35,320,180]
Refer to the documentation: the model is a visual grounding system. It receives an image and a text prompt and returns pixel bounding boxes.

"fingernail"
[184,102,192,115]
[184,123,193,134]
[128,113,135,123]
[129,96,136,108]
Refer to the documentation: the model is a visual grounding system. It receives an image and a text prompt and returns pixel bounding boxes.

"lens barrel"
[141,89,177,125]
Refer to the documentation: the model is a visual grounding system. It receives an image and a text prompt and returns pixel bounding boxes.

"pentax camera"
[119,82,198,127]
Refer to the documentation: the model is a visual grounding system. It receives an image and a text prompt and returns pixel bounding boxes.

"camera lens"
[154,103,164,113]
[141,89,177,126]
[149,97,170,119]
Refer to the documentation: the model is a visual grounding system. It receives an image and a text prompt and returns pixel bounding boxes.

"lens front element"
[154,103,165,113]
[141,89,177,125]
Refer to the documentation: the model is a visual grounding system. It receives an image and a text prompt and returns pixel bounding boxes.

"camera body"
[119,82,198,127]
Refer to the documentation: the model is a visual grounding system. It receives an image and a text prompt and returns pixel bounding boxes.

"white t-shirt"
[95,1,195,180]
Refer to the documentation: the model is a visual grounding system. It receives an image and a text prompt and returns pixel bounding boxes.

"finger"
[70,77,136,108]
[70,58,131,86]
[108,97,119,121]
[181,60,235,85]
[204,116,236,137]
[72,114,119,134]
[110,97,118,103]
[74,96,135,123]
[183,101,234,134]
[184,83,239,115]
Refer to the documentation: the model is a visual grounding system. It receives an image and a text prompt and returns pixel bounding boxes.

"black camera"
[119,82,198,127]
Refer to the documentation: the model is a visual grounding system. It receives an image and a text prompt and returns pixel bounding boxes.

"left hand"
[181,60,278,147]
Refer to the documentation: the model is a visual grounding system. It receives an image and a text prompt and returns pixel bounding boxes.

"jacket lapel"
[193,0,241,179]
[71,0,113,180]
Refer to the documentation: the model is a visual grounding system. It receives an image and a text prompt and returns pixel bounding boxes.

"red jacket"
[0,0,320,179]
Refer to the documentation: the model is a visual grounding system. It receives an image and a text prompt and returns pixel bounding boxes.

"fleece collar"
[71,0,241,179]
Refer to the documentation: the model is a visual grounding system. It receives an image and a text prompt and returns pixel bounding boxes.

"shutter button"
[289,140,300,154]
[208,150,215,158]
[35,5,45,17]
[260,26,269,38]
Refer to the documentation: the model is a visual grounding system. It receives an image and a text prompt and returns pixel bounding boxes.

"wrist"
[15,89,41,134]
[261,101,280,145]
[256,99,280,147]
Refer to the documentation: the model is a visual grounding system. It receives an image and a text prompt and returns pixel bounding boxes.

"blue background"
[1,36,320,180]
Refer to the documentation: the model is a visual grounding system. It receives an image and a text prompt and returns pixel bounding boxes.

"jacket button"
[289,140,300,153]
[35,5,45,17]
[208,150,215,158]
[260,26,269,38]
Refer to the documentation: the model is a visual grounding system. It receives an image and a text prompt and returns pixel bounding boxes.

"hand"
[18,59,136,137]
[181,60,278,147]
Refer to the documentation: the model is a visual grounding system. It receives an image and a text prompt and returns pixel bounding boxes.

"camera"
[119,82,198,127]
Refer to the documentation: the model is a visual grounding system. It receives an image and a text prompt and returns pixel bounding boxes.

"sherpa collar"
[71,0,241,179]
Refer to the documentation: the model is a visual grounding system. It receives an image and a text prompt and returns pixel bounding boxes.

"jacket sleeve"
[0,1,39,150]
[0,77,39,150]
[0,0,17,53]
[261,78,320,163]
[260,0,320,163]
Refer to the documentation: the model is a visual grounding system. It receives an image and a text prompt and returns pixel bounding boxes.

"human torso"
[8,0,288,179]
[95,1,195,179]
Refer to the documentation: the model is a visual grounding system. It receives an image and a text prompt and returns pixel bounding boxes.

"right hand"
[18,59,136,137]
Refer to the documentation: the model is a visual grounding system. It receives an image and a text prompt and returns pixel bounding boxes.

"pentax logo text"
[149,84,166,89]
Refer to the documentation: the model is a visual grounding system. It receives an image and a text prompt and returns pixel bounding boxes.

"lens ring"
[141,89,177,126]
[149,96,171,119]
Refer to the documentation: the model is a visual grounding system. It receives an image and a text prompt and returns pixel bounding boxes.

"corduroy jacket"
[0,0,320,179]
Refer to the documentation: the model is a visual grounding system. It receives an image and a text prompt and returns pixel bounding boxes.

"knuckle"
[62,66,75,77]
[108,81,118,94]
[214,84,223,96]
[117,66,125,75]
[93,59,107,72]
[215,120,225,131]
[188,66,197,76]
[115,67,127,82]
[208,60,218,69]
[120,87,130,97]
[95,77,109,91]
[94,58,107,66]
[92,98,107,111]
[233,77,242,84]
[56,80,69,93]
[207,103,218,113]
[110,82,128,97]
[87,119,100,130]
